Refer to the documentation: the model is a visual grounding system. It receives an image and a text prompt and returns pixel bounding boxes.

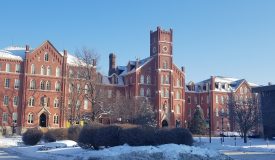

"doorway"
[162,120,168,127]
[39,113,47,127]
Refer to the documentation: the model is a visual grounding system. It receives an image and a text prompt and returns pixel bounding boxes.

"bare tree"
[228,96,260,143]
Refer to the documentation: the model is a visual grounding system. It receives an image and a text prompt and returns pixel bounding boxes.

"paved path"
[223,151,275,160]
[0,148,30,160]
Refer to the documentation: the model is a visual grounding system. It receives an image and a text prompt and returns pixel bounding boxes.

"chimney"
[109,53,116,76]
[92,59,96,66]
[268,82,272,86]
[63,50,67,57]
[25,45,30,52]
[181,66,185,72]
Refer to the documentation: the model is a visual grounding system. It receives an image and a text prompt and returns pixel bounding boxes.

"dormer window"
[44,52,49,61]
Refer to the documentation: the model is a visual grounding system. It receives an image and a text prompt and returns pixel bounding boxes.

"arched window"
[140,75,144,84]
[44,52,49,61]
[163,61,168,69]
[140,88,144,96]
[56,67,61,77]
[176,91,180,99]
[28,97,35,106]
[84,84,88,94]
[84,98,88,110]
[165,88,169,97]
[147,75,151,84]
[54,98,59,108]
[161,88,164,97]
[46,81,51,90]
[53,114,59,124]
[177,79,181,87]
[40,81,45,90]
[31,64,35,74]
[40,96,49,107]
[28,113,34,124]
[30,80,36,89]
[146,88,151,97]
[55,81,61,91]
[47,66,51,76]
[165,75,169,84]
[41,65,46,75]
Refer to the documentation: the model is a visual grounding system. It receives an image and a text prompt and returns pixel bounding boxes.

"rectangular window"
[4,96,9,105]
[12,112,17,123]
[15,64,20,73]
[187,96,191,104]
[14,79,20,89]
[28,114,33,123]
[6,63,11,72]
[2,113,8,123]
[54,115,59,124]
[216,95,219,104]
[13,96,19,106]
[5,78,10,88]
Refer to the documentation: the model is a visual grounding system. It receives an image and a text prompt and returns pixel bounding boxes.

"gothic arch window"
[177,79,181,87]
[84,84,88,94]
[146,88,151,97]
[28,97,35,106]
[28,113,34,124]
[40,81,46,90]
[30,80,36,89]
[147,75,151,84]
[41,65,46,75]
[55,81,61,91]
[176,104,181,114]
[44,52,49,61]
[140,75,144,84]
[53,114,59,124]
[165,75,169,84]
[56,67,61,77]
[140,88,144,96]
[40,96,49,107]
[31,64,35,74]
[54,98,59,108]
[165,88,169,97]
[163,61,168,69]
[47,66,51,76]
[46,81,51,90]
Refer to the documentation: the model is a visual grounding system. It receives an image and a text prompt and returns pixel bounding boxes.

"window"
[29,97,35,106]
[46,81,51,90]
[108,90,112,98]
[216,108,219,117]
[40,81,45,90]
[53,115,59,124]
[165,88,169,97]
[84,99,88,110]
[77,84,80,93]
[28,113,34,124]
[41,65,46,75]
[176,104,181,114]
[187,96,191,104]
[4,78,10,88]
[68,99,72,108]
[76,100,80,109]
[221,96,224,104]
[147,75,151,84]
[56,67,61,77]
[47,66,51,76]
[146,88,151,97]
[15,64,20,73]
[84,84,88,94]
[55,81,61,91]
[30,80,36,89]
[176,79,181,87]
[44,52,49,61]
[140,75,144,84]
[2,113,8,123]
[13,96,18,106]
[54,98,59,108]
[140,88,144,96]
[165,75,169,84]
[31,64,35,74]
[161,88,164,97]
[12,112,17,123]
[176,91,180,99]
[216,95,219,104]
[69,69,73,78]
[14,79,20,89]
[240,87,243,94]
[221,108,224,114]
[40,96,49,107]
[3,96,9,105]
[6,63,11,72]
[161,75,164,84]
[163,61,168,69]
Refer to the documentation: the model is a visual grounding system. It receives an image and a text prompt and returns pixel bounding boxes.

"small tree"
[228,96,260,143]
[189,106,207,135]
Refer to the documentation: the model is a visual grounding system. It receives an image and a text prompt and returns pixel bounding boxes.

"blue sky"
[0,0,275,85]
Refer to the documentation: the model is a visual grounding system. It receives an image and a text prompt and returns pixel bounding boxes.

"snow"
[0,136,227,160]
[0,49,24,61]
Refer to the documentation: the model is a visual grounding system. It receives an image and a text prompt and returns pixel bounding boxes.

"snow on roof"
[0,46,26,61]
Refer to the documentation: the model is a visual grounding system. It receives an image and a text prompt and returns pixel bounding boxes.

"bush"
[43,128,68,142]
[119,127,156,146]
[156,128,193,146]
[22,128,43,145]
[78,125,121,150]
[68,126,82,141]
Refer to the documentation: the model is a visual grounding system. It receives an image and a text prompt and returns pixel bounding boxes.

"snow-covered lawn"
[0,136,229,160]
[195,136,275,153]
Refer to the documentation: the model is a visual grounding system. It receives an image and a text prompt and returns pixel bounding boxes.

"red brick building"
[186,76,258,134]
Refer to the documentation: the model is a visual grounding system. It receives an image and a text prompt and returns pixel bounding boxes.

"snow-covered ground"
[0,136,229,160]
